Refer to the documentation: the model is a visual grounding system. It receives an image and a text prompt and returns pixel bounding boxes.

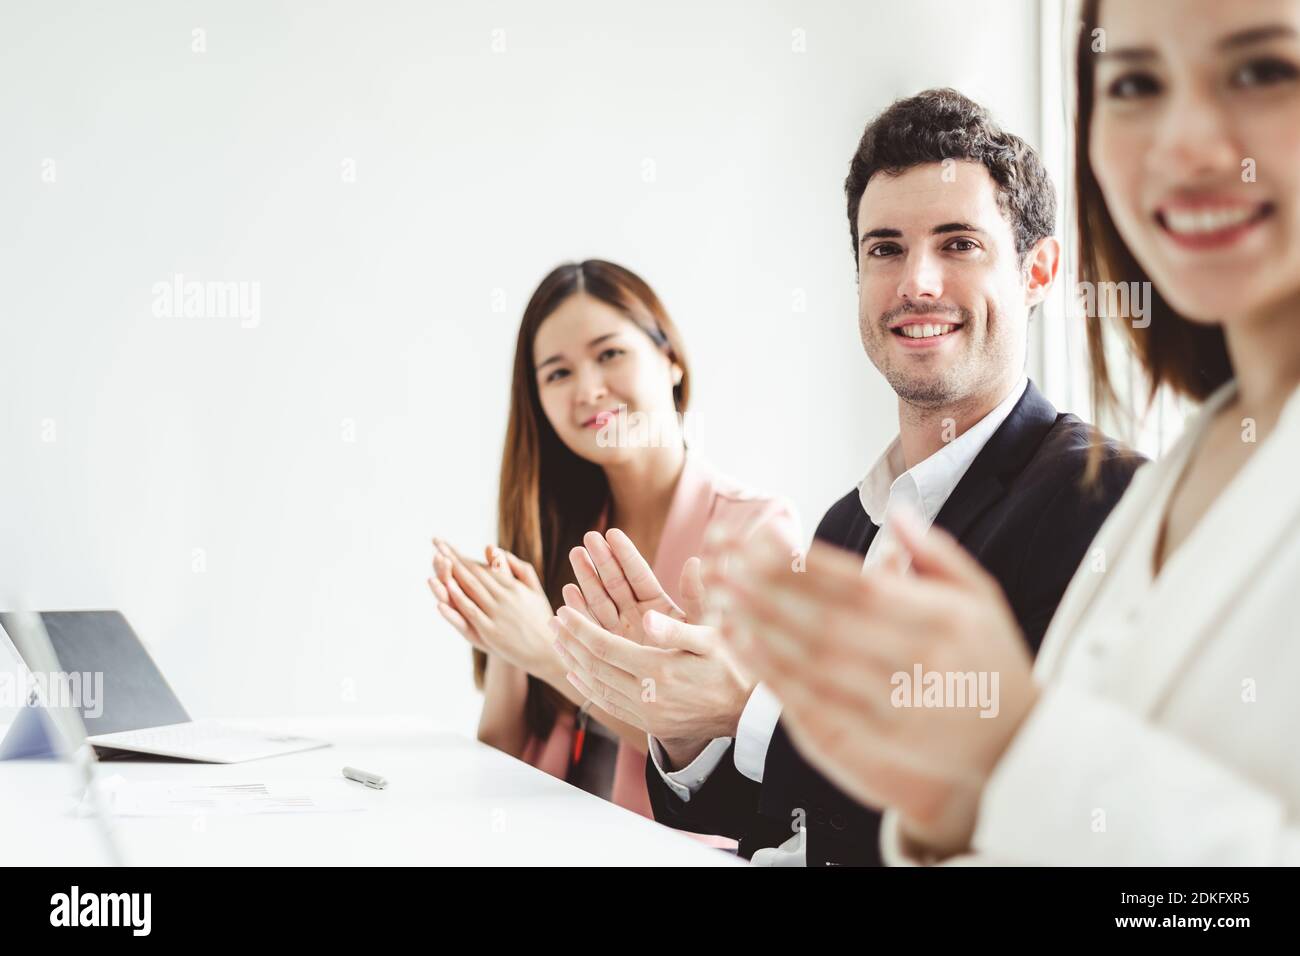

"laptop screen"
[0,610,190,735]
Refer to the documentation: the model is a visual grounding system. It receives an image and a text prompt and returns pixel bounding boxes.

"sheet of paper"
[93,779,369,817]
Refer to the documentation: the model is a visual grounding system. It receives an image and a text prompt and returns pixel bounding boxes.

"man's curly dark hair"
[845,88,1056,266]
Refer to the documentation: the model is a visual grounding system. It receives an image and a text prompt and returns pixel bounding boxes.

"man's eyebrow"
[859,227,902,244]
[536,332,620,369]
[859,223,981,245]
[1099,24,1295,62]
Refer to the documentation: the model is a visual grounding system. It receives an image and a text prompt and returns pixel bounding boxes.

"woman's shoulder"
[689,455,788,507]
[689,457,801,542]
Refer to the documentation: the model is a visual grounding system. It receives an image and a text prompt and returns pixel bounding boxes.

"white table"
[0,715,740,866]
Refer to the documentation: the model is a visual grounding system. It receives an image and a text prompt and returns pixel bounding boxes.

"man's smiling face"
[856,161,1035,410]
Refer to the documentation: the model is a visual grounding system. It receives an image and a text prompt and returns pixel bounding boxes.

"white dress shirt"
[650,375,1029,865]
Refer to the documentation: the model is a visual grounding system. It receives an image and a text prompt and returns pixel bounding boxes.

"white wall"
[0,0,1043,732]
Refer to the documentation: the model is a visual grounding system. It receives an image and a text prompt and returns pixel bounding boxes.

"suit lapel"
[851,510,879,556]
[653,454,717,608]
[934,380,1059,543]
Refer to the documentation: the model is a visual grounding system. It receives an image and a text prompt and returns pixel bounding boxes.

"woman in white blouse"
[706,0,1300,864]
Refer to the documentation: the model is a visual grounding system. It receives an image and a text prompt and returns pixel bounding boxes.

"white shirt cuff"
[647,734,732,803]
[734,682,782,783]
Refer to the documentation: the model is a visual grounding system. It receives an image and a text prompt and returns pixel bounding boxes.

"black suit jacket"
[646,380,1144,865]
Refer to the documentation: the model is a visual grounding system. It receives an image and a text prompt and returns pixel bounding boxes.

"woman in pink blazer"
[427,259,797,822]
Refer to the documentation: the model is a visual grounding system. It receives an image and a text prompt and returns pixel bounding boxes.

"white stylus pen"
[342,766,388,789]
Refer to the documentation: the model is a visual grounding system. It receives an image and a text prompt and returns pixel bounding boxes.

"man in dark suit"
[550,88,1142,865]
[646,378,1138,864]
[638,89,1142,865]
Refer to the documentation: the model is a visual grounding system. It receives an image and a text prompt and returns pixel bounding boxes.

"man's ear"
[1022,236,1061,309]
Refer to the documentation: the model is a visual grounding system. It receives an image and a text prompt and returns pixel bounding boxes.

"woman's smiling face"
[532,293,682,465]
[1090,0,1300,325]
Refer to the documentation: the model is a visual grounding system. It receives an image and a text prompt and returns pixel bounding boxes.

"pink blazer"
[519,454,800,820]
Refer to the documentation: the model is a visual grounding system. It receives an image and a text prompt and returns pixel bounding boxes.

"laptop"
[1,610,125,865]
[0,610,328,763]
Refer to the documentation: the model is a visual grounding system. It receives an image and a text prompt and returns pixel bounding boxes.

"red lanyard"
[572,704,591,765]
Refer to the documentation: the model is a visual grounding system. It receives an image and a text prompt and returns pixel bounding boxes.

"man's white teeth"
[899,323,957,339]
[1164,205,1258,235]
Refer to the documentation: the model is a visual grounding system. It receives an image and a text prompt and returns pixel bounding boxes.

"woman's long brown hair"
[1075,0,1234,433]
[478,260,691,740]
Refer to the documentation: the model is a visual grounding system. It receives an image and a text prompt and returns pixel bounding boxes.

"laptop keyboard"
[86,721,326,762]
[114,723,308,748]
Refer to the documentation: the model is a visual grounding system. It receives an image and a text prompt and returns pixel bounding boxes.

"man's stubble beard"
[862,311,1009,411]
